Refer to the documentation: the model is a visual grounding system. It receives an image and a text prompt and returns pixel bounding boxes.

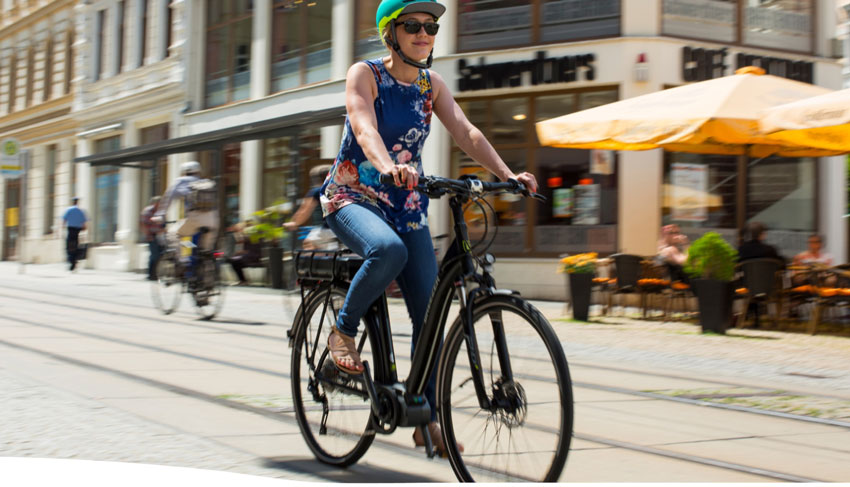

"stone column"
[116,128,141,270]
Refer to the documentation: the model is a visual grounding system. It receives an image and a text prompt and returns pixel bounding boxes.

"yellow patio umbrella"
[535,67,840,158]
[761,88,850,153]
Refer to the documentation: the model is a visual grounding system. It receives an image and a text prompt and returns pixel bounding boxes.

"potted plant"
[559,252,597,321]
[244,201,291,288]
[684,232,739,334]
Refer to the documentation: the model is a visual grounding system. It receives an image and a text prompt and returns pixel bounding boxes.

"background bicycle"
[151,225,225,320]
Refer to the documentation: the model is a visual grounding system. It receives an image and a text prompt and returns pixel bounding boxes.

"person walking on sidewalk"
[61,197,87,271]
[140,196,162,280]
[319,0,538,456]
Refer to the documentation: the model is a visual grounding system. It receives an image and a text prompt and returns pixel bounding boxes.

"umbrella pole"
[736,148,749,246]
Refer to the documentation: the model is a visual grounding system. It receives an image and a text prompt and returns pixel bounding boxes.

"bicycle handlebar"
[378,174,546,202]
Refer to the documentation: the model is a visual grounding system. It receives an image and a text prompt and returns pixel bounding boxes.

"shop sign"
[1,138,23,178]
[682,46,813,83]
[457,51,596,92]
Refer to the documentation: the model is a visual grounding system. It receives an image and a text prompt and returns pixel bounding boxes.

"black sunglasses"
[398,19,440,36]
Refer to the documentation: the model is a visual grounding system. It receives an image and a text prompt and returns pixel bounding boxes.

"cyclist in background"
[283,164,337,250]
[152,161,220,262]
[319,0,537,455]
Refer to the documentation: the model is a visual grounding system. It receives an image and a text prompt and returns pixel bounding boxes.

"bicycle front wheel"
[438,295,573,482]
[291,286,375,466]
[151,252,182,314]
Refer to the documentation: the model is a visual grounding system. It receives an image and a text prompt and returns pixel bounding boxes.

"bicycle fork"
[458,283,515,412]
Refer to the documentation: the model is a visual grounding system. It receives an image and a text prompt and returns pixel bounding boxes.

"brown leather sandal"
[413,421,464,457]
[327,327,364,375]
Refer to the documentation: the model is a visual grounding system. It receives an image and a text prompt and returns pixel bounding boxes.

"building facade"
[5,0,848,300]
[0,0,77,263]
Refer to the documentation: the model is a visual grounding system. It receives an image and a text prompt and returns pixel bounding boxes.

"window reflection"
[743,0,811,52]
[355,0,384,61]
[271,0,332,92]
[205,0,252,107]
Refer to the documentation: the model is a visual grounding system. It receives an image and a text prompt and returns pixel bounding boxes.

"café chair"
[734,258,784,329]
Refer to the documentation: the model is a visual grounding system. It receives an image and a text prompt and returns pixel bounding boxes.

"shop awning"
[73,106,346,168]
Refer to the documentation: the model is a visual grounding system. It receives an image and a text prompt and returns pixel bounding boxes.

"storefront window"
[205,0,252,108]
[743,0,811,52]
[747,157,815,257]
[662,0,812,53]
[355,0,384,61]
[223,143,242,230]
[540,0,620,43]
[663,153,737,245]
[264,136,295,209]
[271,0,332,93]
[93,136,121,243]
[663,153,816,256]
[453,89,620,256]
[458,0,531,51]
[662,0,737,43]
[457,0,620,52]
[139,124,169,221]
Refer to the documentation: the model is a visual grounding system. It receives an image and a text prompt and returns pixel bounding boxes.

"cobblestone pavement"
[0,368,315,482]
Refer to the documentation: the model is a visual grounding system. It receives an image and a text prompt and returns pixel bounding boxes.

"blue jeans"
[326,203,439,419]
[148,237,162,279]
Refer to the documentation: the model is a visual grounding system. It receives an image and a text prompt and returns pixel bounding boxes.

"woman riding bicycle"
[320,0,538,455]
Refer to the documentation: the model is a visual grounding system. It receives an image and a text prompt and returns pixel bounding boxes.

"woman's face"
[393,12,438,61]
[808,236,822,253]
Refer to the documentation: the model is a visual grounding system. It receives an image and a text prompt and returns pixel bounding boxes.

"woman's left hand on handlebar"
[389,163,419,190]
[513,172,538,194]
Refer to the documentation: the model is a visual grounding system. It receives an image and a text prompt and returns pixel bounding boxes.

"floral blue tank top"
[320,58,432,233]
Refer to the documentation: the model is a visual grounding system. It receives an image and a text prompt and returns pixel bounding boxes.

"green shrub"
[684,232,738,281]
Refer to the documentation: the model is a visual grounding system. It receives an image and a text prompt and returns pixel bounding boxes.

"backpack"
[186,178,217,212]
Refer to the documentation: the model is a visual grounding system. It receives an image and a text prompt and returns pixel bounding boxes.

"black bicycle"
[151,226,225,320]
[288,175,573,482]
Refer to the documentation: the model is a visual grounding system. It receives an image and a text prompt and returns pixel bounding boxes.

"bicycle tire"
[193,254,224,320]
[151,252,183,314]
[291,285,375,466]
[437,295,573,482]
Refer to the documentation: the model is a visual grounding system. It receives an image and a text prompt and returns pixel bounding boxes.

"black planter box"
[268,247,284,289]
[691,278,734,334]
[569,272,593,322]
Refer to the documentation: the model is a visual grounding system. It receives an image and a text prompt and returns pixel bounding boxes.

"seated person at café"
[657,224,689,283]
[791,234,833,287]
[228,221,264,286]
[736,222,785,326]
[738,222,784,263]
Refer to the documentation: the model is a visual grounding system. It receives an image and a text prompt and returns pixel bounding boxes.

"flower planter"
[569,272,593,322]
[691,278,734,334]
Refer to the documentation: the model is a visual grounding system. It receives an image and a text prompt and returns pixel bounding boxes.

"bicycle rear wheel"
[291,286,375,466]
[193,255,224,320]
[438,295,573,482]
[151,252,183,314]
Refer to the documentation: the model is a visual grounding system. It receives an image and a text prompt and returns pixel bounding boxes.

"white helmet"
[181,161,201,175]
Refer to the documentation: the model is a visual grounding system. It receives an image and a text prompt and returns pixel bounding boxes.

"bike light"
[213,252,224,258]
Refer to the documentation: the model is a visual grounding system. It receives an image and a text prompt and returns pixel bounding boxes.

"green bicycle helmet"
[376,0,446,34]
[375,0,446,69]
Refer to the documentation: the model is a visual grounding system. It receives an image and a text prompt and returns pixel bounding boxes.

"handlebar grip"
[379,173,395,185]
